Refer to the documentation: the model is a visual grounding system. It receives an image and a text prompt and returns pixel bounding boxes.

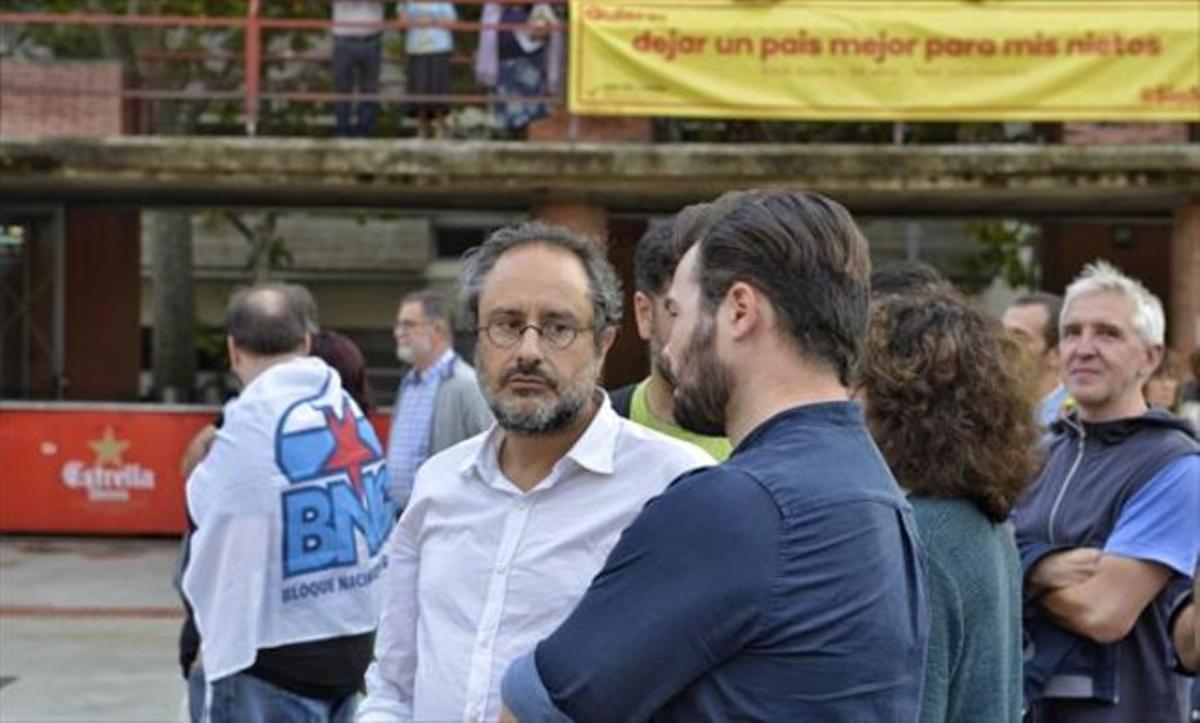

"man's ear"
[632,291,654,342]
[1141,344,1165,381]
[724,281,762,341]
[434,319,453,345]
[302,332,313,356]
[597,325,618,360]
[226,336,239,368]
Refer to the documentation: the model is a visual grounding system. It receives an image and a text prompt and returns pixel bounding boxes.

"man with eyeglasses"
[501,190,928,720]
[387,289,492,507]
[357,222,713,723]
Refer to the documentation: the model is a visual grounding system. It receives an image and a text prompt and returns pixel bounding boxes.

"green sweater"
[629,379,732,461]
[910,496,1023,723]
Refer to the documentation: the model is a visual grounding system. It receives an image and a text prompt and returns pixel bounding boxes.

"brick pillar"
[531,203,609,241]
[1170,201,1199,353]
[603,218,649,389]
[63,207,141,400]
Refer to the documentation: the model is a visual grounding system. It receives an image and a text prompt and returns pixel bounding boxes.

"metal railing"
[4,3,1188,144]
[0,0,568,137]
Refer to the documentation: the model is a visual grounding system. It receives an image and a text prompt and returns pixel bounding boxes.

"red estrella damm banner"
[567,0,1200,120]
[0,404,392,536]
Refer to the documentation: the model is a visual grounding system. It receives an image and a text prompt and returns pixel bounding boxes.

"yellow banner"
[568,0,1200,120]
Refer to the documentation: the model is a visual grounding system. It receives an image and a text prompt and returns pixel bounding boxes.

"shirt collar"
[736,400,864,454]
[457,388,618,485]
[562,390,618,475]
[406,348,456,385]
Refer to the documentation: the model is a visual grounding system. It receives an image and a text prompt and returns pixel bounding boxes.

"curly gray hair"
[459,221,623,341]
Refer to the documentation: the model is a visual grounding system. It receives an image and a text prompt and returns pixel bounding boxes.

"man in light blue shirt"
[387,289,492,506]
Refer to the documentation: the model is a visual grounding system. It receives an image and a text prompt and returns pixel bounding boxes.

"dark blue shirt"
[502,401,929,721]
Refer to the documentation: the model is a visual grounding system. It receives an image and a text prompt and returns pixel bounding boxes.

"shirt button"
[495,564,507,575]
[479,636,490,648]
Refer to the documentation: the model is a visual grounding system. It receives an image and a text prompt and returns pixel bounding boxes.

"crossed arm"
[1029,548,1172,644]
[1027,455,1199,646]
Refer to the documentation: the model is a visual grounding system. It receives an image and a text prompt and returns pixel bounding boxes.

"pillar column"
[1170,201,1199,353]
[531,203,609,242]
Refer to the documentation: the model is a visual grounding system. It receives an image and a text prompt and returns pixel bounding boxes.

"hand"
[1029,548,1101,596]
[499,704,519,723]
[181,424,218,477]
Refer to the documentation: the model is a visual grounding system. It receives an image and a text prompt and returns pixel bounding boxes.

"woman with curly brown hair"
[859,287,1040,723]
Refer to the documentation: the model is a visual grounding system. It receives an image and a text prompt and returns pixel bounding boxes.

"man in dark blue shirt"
[501,189,929,721]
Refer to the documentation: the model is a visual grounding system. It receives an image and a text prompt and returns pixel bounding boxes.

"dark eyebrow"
[486,308,523,321]
[540,310,579,323]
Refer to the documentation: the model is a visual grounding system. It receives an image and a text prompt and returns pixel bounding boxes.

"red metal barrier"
[0,403,391,536]
[0,403,213,535]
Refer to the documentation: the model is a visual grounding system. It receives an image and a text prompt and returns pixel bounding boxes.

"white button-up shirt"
[357,394,714,722]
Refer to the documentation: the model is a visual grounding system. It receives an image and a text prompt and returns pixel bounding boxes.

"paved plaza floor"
[0,536,187,722]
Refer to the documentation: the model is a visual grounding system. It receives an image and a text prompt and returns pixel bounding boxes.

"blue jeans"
[332,35,381,137]
[205,671,356,723]
[187,664,206,723]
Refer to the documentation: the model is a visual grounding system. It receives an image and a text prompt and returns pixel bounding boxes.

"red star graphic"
[321,400,377,499]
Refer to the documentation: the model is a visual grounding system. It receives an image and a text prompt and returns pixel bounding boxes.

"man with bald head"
[182,283,394,722]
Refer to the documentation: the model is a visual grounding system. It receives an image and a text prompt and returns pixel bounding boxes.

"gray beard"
[491,395,586,434]
[482,359,598,435]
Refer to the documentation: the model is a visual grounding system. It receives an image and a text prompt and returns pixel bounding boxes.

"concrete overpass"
[1,137,1198,217]
[2,136,1197,400]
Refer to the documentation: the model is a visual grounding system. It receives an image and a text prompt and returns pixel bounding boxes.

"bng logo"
[276,378,396,578]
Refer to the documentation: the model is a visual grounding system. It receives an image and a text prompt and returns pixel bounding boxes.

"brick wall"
[1062,122,1188,145]
[0,62,125,137]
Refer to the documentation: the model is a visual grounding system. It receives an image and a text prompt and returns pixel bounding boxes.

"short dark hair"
[693,189,871,385]
[632,220,680,295]
[460,221,623,334]
[1010,292,1063,350]
[226,283,309,355]
[402,288,454,331]
[861,289,1039,521]
[870,260,947,298]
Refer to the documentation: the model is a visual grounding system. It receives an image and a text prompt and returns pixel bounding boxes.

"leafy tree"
[961,220,1039,291]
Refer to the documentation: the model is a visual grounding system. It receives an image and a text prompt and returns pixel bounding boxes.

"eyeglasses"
[479,319,591,351]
